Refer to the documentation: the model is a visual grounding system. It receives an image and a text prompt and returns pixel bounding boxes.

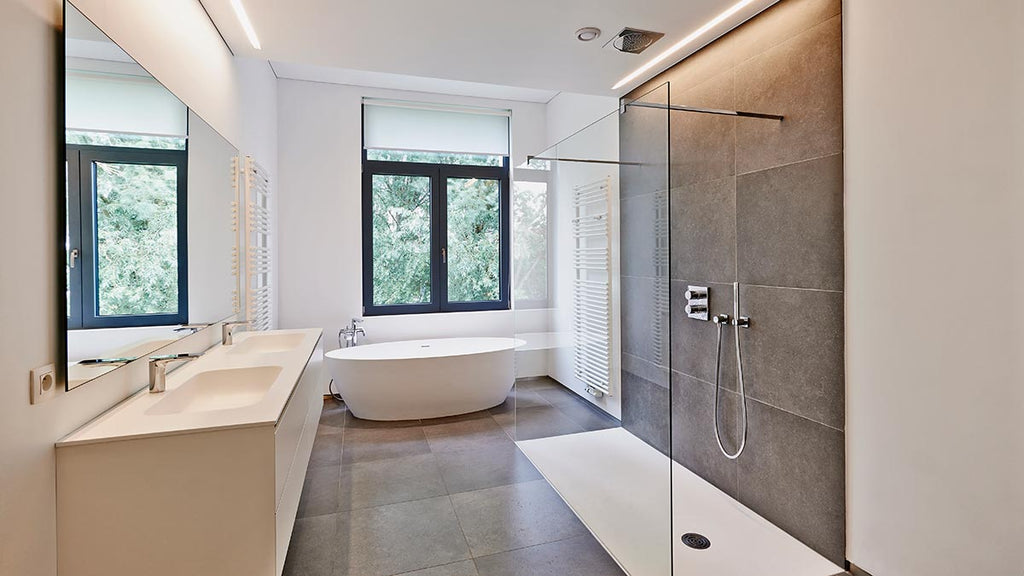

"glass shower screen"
[509,83,671,576]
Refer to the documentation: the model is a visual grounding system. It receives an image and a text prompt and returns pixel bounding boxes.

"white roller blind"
[363,99,510,156]
[66,70,188,137]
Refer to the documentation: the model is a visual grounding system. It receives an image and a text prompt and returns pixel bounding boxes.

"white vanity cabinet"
[56,330,324,576]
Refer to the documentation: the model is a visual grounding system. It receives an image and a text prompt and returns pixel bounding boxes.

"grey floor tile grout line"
[446,480,586,562]
[469,531,596,564]
[294,508,338,521]
[293,398,627,576]
[434,449,457,496]
[302,463,552,521]
[491,413,519,442]
[445,493,476,566]
[389,559,479,576]
[532,388,615,424]
[670,367,844,432]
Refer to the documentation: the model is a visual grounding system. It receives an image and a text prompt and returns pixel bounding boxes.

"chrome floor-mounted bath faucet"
[339,318,366,348]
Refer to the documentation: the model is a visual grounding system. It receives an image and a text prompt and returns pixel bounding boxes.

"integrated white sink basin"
[146,366,283,415]
[57,328,322,447]
[229,332,306,355]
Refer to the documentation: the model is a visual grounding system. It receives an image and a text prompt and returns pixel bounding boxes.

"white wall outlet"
[30,363,57,404]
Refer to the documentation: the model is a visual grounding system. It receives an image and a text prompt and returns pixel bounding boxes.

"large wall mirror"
[64,2,241,390]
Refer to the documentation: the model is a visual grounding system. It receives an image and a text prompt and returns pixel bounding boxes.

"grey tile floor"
[283,377,624,576]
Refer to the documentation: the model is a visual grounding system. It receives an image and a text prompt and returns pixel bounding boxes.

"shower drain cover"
[681,533,711,550]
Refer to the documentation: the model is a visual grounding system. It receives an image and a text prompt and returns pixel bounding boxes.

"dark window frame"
[361,151,511,316]
[66,144,189,329]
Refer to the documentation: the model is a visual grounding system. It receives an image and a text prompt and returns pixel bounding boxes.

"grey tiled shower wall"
[618,0,845,566]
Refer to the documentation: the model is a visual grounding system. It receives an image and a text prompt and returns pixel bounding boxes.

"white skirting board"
[517,428,842,576]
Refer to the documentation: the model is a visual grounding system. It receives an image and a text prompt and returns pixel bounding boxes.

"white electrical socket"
[30,364,57,404]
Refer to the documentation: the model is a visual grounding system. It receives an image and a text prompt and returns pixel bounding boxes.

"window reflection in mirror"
[64,2,240,390]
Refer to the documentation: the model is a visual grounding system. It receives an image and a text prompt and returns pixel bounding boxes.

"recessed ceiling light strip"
[612,0,758,90]
[230,0,262,50]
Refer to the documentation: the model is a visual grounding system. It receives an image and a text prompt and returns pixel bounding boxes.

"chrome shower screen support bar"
[625,100,784,121]
[525,100,780,167]
[526,156,643,166]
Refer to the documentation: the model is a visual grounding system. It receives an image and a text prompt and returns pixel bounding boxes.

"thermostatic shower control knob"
[684,288,707,300]
[685,285,711,321]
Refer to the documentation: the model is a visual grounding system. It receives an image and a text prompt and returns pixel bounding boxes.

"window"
[512,173,550,308]
[66,141,188,328]
[362,150,510,315]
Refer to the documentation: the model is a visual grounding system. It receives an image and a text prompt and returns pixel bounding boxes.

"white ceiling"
[201,0,778,100]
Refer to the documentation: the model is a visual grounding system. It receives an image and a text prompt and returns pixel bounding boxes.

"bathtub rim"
[324,336,526,362]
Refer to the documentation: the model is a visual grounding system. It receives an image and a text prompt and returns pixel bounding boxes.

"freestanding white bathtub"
[325,337,524,421]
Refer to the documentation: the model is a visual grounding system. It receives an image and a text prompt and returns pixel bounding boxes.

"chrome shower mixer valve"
[713,313,751,328]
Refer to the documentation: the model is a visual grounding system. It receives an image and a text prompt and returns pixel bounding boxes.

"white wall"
[545,93,619,150]
[845,2,1024,575]
[543,93,621,417]
[276,80,546,390]
[233,57,280,328]
[0,3,277,576]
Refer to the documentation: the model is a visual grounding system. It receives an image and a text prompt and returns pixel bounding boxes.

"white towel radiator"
[572,177,612,397]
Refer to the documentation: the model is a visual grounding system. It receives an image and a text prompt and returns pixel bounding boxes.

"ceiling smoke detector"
[610,27,665,54]
[576,27,601,42]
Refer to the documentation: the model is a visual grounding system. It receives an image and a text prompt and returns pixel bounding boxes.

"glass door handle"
[441,248,447,263]
[69,248,80,269]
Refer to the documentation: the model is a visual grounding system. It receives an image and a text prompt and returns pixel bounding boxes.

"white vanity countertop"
[57,328,322,448]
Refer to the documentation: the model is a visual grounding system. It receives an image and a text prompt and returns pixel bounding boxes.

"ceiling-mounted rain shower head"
[609,28,665,54]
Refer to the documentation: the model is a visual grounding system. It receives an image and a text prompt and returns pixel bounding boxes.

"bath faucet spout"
[339,318,366,348]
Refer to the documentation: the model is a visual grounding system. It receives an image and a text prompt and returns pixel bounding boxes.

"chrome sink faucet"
[222,321,249,345]
[339,318,366,348]
[148,353,203,393]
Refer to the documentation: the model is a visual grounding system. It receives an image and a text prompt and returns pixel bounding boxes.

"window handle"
[441,247,447,263]
[69,248,80,269]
